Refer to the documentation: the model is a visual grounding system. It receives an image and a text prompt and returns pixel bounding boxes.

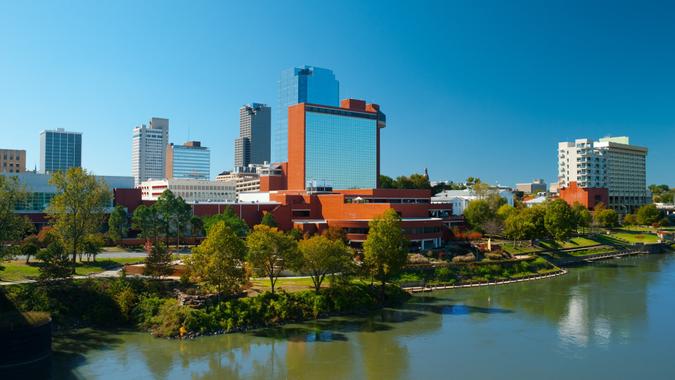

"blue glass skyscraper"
[273,66,339,163]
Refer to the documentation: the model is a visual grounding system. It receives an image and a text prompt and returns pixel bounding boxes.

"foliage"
[47,167,111,267]
[82,233,104,261]
[496,204,516,221]
[37,241,72,281]
[132,204,163,244]
[595,208,619,228]
[636,204,661,226]
[623,213,637,226]
[572,203,592,232]
[246,224,300,294]
[503,212,533,246]
[363,209,408,288]
[189,216,204,237]
[379,173,431,190]
[288,228,304,241]
[107,205,128,243]
[544,199,576,241]
[20,235,40,264]
[202,207,249,237]
[187,221,248,295]
[649,184,673,203]
[298,235,354,292]
[260,212,278,227]
[155,190,192,247]
[0,175,31,264]
[144,243,173,279]
[464,200,492,231]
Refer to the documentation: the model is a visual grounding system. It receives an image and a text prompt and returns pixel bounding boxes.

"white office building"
[139,178,236,203]
[132,117,169,187]
[431,188,514,216]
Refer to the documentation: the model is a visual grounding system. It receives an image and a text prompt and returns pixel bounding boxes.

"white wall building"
[132,117,169,187]
[140,179,236,203]
[558,136,648,212]
[431,188,514,216]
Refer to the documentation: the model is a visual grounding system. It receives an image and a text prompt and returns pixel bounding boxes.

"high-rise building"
[234,103,270,168]
[132,117,169,187]
[39,128,82,173]
[287,99,385,190]
[0,149,26,173]
[273,66,339,162]
[166,141,210,180]
[558,136,648,212]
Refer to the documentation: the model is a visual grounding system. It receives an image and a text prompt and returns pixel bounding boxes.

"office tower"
[558,136,648,212]
[166,141,210,180]
[131,117,169,186]
[287,98,385,190]
[234,103,271,168]
[273,66,339,162]
[39,128,82,173]
[0,149,26,173]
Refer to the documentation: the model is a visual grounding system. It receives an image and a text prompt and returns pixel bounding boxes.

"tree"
[486,193,507,213]
[636,204,661,226]
[0,175,31,265]
[187,221,248,296]
[596,209,619,228]
[363,209,408,292]
[37,241,72,281]
[189,216,204,237]
[572,203,592,234]
[504,212,533,247]
[544,199,576,241]
[246,224,299,294]
[496,204,516,221]
[521,205,547,241]
[298,235,353,293]
[202,207,249,237]
[288,228,304,241]
[260,212,278,228]
[107,205,128,244]
[464,200,492,231]
[47,168,111,270]
[144,243,173,279]
[378,175,396,189]
[155,190,192,248]
[132,204,162,245]
[323,226,348,244]
[20,235,40,264]
[623,213,637,226]
[83,233,104,262]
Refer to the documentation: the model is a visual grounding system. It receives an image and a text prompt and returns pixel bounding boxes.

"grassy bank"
[0,258,144,282]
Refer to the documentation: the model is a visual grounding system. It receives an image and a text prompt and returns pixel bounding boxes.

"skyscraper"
[273,66,339,162]
[39,128,82,173]
[234,103,271,167]
[132,117,169,186]
[287,99,385,190]
[166,141,210,180]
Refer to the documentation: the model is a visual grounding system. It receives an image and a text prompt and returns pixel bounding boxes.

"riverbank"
[404,268,567,293]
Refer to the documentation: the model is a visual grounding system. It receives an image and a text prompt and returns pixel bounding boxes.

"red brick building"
[559,181,608,210]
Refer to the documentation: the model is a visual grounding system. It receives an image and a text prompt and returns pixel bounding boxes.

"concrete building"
[516,179,547,194]
[132,117,169,187]
[39,128,82,173]
[216,163,284,196]
[0,149,26,173]
[139,178,236,203]
[431,188,514,216]
[166,141,210,180]
[235,103,271,167]
[273,66,339,162]
[558,136,648,212]
[287,99,385,190]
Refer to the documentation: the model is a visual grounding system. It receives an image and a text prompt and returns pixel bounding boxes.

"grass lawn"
[501,243,541,255]
[567,247,618,257]
[538,237,601,250]
[609,229,660,244]
[249,276,319,293]
[0,257,141,282]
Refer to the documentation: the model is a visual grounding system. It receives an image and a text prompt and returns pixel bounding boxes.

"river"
[50,254,675,379]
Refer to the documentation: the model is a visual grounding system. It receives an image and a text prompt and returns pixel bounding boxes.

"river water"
[50,254,675,379]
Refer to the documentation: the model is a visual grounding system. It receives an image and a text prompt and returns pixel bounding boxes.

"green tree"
[260,212,278,228]
[20,235,40,264]
[298,235,353,293]
[544,199,576,241]
[596,209,619,228]
[521,205,547,241]
[132,204,162,245]
[0,176,31,265]
[572,203,592,234]
[189,216,204,237]
[464,200,493,231]
[636,204,661,226]
[363,209,409,291]
[378,175,396,189]
[47,167,111,270]
[83,233,104,262]
[504,212,533,247]
[623,213,637,226]
[144,243,173,279]
[496,204,516,221]
[37,241,72,281]
[155,190,192,248]
[187,221,248,295]
[107,205,128,244]
[246,224,299,294]
[202,207,249,237]
[323,226,348,243]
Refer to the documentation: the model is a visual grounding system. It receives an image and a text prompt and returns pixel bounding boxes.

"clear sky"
[1,0,673,186]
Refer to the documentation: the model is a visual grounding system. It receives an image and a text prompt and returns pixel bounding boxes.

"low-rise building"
[516,179,547,194]
[139,179,236,203]
[0,149,26,173]
[216,163,285,196]
[431,188,514,215]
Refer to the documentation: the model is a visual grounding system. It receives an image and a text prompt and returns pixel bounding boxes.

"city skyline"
[0,1,673,186]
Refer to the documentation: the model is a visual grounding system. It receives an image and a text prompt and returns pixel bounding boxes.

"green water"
[51,254,675,379]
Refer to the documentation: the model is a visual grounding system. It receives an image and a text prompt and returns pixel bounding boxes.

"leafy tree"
[47,167,111,270]
[298,235,353,293]
[189,216,204,237]
[596,209,619,228]
[363,209,408,291]
[496,204,516,221]
[572,203,592,233]
[187,221,248,295]
[623,213,637,226]
[144,243,173,279]
[464,200,492,231]
[486,193,507,213]
[20,235,40,264]
[0,175,31,265]
[132,204,163,245]
[83,233,104,262]
[202,207,249,237]
[260,212,278,228]
[636,204,661,226]
[246,224,299,294]
[107,205,128,244]
[37,241,72,281]
[155,190,192,248]
[323,225,348,244]
[378,175,396,189]
[288,228,304,241]
[521,205,547,240]
[504,212,533,247]
[544,199,576,241]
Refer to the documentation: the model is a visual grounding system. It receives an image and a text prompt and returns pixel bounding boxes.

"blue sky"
[0,0,673,186]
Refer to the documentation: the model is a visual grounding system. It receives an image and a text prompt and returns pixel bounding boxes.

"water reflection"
[49,255,674,379]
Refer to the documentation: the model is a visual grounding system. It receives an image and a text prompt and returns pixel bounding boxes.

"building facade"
[558,136,648,212]
[287,99,385,190]
[166,141,210,180]
[273,66,339,163]
[0,149,26,173]
[39,128,82,173]
[132,117,169,186]
[516,179,547,194]
[235,103,270,167]
[139,178,236,203]
[431,188,514,216]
